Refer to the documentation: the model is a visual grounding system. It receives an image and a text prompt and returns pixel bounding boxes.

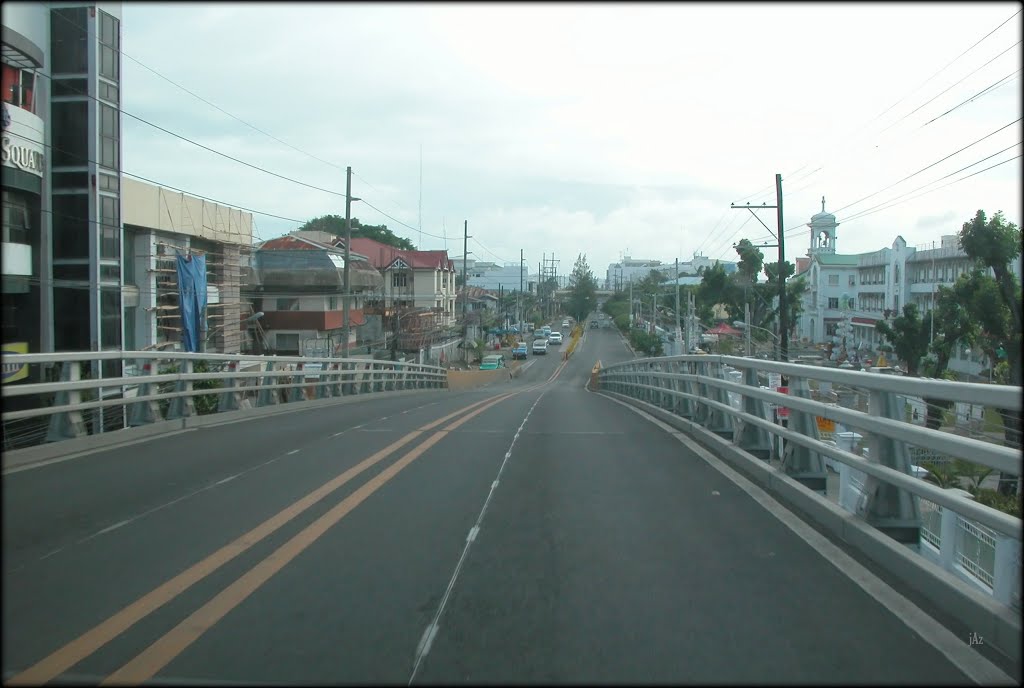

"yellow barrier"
[447,368,511,390]
[590,360,602,389]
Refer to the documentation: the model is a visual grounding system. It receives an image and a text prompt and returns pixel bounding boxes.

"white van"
[532,339,549,355]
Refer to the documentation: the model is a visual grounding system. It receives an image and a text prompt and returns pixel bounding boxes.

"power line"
[4,129,304,232]
[830,117,1022,216]
[42,0,348,176]
[45,2,448,250]
[920,68,1022,128]
[840,151,1022,225]
[877,39,1022,137]
[29,68,352,202]
[867,7,1022,135]
[471,237,513,265]
[840,141,1022,224]
[739,7,1024,224]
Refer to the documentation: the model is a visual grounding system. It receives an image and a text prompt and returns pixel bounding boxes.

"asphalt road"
[1,320,1011,684]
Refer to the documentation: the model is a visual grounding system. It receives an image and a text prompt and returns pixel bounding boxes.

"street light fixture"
[733,320,780,359]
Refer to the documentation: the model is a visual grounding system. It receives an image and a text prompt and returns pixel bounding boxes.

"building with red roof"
[348,237,458,328]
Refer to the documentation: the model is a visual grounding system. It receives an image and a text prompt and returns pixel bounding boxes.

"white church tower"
[807,196,839,256]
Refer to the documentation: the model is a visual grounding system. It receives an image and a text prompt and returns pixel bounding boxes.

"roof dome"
[810,196,836,222]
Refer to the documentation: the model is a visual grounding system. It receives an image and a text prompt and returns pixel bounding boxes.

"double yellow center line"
[9,392,517,686]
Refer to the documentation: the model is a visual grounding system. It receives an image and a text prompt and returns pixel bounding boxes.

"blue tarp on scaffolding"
[176,253,207,352]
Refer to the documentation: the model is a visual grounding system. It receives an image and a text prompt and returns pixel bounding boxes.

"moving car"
[590,320,599,328]
[548,332,563,345]
[511,342,529,360]
[562,320,570,329]
[532,339,548,355]
[541,325,552,337]
[479,354,506,370]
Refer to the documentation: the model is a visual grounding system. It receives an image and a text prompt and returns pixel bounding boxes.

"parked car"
[479,354,506,370]
[512,342,529,360]
[548,332,563,345]
[532,339,548,355]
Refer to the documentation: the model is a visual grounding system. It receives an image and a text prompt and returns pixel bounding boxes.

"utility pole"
[745,301,752,357]
[730,172,788,362]
[519,248,524,333]
[461,220,469,320]
[461,220,470,362]
[629,278,633,326]
[776,173,788,362]
[675,258,681,355]
[342,165,353,359]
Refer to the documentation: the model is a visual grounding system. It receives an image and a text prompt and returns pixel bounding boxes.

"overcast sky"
[122,2,1022,280]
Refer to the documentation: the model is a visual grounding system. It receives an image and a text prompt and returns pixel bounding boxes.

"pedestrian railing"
[596,354,1022,620]
[1,351,448,451]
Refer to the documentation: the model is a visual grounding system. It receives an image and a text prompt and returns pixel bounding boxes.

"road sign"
[816,416,835,433]
[777,385,790,418]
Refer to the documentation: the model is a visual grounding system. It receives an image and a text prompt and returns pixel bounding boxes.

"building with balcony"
[793,199,1022,380]
[121,177,254,354]
[349,237,457,327]
[244,234,383,356]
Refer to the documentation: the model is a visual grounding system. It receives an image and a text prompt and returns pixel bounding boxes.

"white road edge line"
[2,429,198,475]
[600,392,1015,686]
[407,389,547,685]
[286,449,300,455]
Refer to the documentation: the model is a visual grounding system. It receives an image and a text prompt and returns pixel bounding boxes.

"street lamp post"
[733,320,781,359]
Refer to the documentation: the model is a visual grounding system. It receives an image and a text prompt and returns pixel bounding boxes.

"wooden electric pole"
[730,172,788,361]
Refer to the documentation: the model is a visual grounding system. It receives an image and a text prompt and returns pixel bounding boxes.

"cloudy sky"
[122,2,1022,282]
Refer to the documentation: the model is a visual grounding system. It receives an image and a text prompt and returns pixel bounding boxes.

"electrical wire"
[830,117,1022,217]
[876,39,1022,137]
[42,0,349,175]
[838,142,1021,224]
[838,154,1022,225]
[868,7,1022,130]
[4,129,307,229]
[920,69,1022,128]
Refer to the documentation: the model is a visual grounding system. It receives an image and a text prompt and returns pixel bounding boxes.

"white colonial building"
[793,198,1019,379]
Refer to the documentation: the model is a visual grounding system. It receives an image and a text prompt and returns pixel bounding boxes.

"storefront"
[2,68,45,381]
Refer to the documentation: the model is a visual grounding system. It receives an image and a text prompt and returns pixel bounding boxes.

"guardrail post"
[781,375,827,495]
[692,360,710,425]
[316,362,332,399]
[993,532,1022,610]
[218,360,244,412]
[329,362,343,397]
[734,366,772,461]
[257,361,278,407]
[374,363,385,393]
[859,388,921,543]
[360,362,372,395]
[342,361,355,396]
[288,363,306,403]
[127,360,162,426]
[46,361,86,442]
[703,361,735,439]
[938,498,958,570]
[166,359,195,420]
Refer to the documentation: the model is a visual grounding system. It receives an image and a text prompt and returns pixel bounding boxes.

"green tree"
[958,209,1022,494]
[875,304,931,378]
[734,239,765,283]
[296,215,416,250]
[566,253,598,323]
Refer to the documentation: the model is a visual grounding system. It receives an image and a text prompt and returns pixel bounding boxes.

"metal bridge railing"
[2,351,449,451]
[595,354,1022,613]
